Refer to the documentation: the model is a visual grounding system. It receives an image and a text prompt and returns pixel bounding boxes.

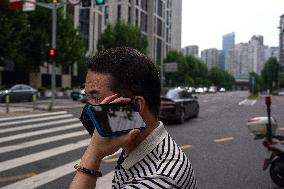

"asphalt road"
[0,91,284,189]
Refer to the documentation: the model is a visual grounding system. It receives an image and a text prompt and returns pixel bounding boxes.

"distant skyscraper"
[218,50,225,69]
[182,45,199,57]
[229,35,269,78]
[279,15,284,66]
[222,32,235,71]
[201,48,219,68]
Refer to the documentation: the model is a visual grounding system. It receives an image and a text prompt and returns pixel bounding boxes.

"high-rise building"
[201,48,219,68]
[73,0,182,62]
[182,45,199,57]
[222,32,235,71]
[218,50,225,69]
[279,14,284,66]
[229,35,269,78]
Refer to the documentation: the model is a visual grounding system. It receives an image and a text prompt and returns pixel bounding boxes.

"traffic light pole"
[28,0,64,110]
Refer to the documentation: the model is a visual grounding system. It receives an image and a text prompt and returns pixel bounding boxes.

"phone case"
[86,104,147,137]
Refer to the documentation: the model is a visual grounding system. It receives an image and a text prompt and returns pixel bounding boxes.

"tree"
[249,72,263,95]
[0,0,29,67]
[97,21,148,54]
[279,71,284,89]
[209,67,235,90]
[261,57,279,91]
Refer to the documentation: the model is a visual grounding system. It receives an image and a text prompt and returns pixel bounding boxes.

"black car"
[159,88,199,124]
[70,89,87,103]
[0,84,38,102]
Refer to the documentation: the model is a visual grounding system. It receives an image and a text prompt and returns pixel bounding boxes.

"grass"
[247,94,259,100]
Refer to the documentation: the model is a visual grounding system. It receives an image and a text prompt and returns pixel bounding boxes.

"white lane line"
[0,118,79,134]
[1,159,115,189]
[214,137,234,143]
[0,111,67,122]
[0,114,73,127]
[0,131,89,154]
[0,139,90,172]
[250,100,257,106]
[0,123,82,143]
[238,99,247,105]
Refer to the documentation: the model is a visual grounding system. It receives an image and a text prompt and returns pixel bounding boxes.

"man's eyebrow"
[86,89,100,95]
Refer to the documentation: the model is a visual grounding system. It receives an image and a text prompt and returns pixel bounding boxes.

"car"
[208,86,217,93]
[195,87,204,94]
[0,84,38,103]
[219,87,226,92]
[159,88,199,124]
[71,89,87,103]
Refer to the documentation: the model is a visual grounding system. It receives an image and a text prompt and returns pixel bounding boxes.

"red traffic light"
[49,48,55,56]
[265,96,271,105]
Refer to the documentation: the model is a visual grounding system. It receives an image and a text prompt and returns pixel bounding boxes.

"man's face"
[84,70,114,105]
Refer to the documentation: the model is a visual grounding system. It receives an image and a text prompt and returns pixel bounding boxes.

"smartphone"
[86,103,147,137]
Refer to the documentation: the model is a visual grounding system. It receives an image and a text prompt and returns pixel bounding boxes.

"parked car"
[195,87,204,94]
[208,86,217,93]
[0,84,38,102]
[159,88,199,124]
[219,87,226,92]
[71,89,87,103]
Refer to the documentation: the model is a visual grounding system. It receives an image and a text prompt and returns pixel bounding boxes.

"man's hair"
[87,47,161,117]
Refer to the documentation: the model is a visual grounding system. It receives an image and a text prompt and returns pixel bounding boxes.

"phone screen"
[87,103,146,136]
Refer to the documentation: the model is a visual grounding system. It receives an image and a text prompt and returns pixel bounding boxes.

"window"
[117,4,121,21]
[156,38,162,61]
[105,6,109,24]
[157,0,162,17]
[157,18,162,36]
[135,9,139,26]
[128,6,131,23]
[140,12,147,32]
[141,0,148,11]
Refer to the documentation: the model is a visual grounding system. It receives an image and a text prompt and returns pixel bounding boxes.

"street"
[0,91,284,188]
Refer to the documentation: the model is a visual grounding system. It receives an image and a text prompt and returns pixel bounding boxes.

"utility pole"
[28,0,64,110]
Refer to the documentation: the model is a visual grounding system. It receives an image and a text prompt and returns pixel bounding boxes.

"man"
[70,47,197,189]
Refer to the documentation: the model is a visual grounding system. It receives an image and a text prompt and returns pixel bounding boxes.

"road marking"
[0,139,90,172]
[0,130,88,154]
[180,144,192,150]
[0,173,36,182]
[214,137,234,143]
[0,111,67,122]
[0,118,79,133]
[238,99,256,106]
[0,114,73,127]
[0,123,82,143]
[1,160,114,189]
[103,149,122,160]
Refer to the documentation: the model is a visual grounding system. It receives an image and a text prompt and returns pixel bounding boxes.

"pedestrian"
[69,47,197,189]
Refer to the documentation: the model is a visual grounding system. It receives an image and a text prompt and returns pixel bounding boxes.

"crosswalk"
[0,111,115,189]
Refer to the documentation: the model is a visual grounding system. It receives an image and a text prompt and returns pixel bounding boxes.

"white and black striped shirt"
[112,122,197,189]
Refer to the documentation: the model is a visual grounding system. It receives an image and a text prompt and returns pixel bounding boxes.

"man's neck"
[124,116,159,155]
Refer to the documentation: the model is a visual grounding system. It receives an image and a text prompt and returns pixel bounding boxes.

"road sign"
[23,0,36,11]
[164,62,177,72]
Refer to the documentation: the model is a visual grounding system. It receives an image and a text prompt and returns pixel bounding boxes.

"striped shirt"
[112,122,197,189]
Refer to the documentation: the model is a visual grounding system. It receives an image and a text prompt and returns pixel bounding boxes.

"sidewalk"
[0,99,84,117]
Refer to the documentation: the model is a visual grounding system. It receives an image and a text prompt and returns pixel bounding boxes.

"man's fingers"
[100,94,118,104]
[110,97,131,104]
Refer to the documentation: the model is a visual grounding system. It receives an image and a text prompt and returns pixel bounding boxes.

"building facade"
[229,35,269,78]
[201,48,219,68]
[279,14,284,67]
[222,32,235,71]
[74,0,182,62]
[182,45,199,57]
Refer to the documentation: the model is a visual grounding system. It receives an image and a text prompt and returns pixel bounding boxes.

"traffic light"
[49,48,55,57]
[81,0,105,7]
[95,0,104,5]
[81,0,91,7]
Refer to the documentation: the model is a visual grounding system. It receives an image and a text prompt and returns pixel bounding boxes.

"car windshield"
[166,89,180,99]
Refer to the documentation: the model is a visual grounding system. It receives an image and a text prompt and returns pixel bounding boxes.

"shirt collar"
[121,121,168,169]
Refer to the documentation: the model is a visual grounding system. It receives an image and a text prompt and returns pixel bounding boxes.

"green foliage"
[0,3,87,75]
[280,71,284,89]
[261,57,279,91]
[97,21,148,54]
[249,72,263,95]
[208,66,235,90]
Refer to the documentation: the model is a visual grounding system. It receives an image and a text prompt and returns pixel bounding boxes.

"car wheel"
[193,105,199,118]
[178,109,185,124]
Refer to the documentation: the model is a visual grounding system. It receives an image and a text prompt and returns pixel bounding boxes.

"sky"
[181,0,284,52]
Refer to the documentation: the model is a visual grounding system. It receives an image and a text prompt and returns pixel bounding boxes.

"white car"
[195,87,204,93]
[219,88,226,92]
[208,86,217,93]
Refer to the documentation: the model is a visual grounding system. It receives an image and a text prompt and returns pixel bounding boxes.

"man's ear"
[134,96,145,113]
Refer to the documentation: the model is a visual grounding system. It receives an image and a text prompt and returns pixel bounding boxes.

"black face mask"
[80,103,95,136]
